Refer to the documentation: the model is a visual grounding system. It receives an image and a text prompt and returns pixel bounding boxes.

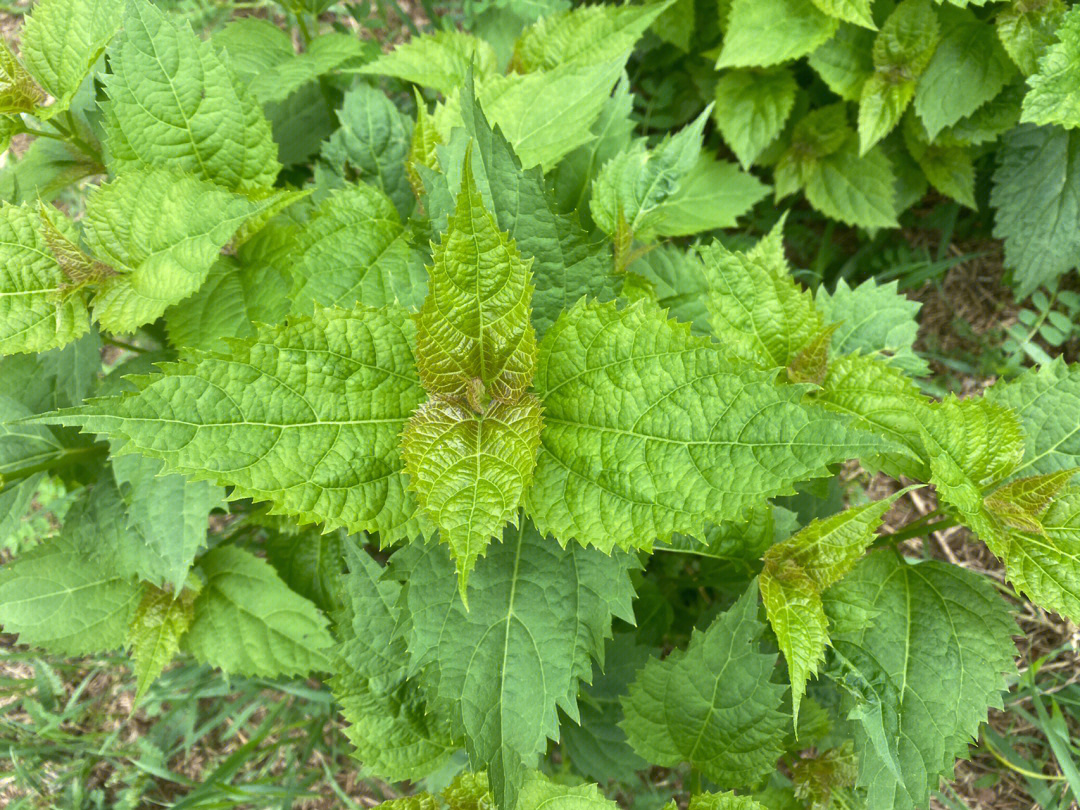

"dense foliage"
[1,0,1079,808]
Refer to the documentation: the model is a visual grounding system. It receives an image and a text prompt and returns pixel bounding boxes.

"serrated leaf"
[941,82,1025,145]
[0,203,90,356]
[1021,4,1080,128]
[915,6,1015,138]
[402,396,543,597]
[517,771,619,810]
[0,41,46,114]
[648,153,769,237]
[103,0,279,190]
[825,554,1016,810]
[719,0,839,68]
[991,124,1080,295]
[903,117,977,208]
[45,307,427,542]
[82,170,268,333]
[804,136,898,228]
[687,793,768,810]
[629,243,712,335]
[512,0,672,71]
[809,24,875,101]
[248,33,370,105]
[621,580,788,787]
[263,527,344,614]
[528,299,890,551]
[810,0,875,29]
[996,0,1066,76]
[128,584,195,701]
[183,545,334,677]
[985,469,1077,531]
[394,519,636,810]
[714,67,798,169]
[359,31,498,96]
[409,89,442,199]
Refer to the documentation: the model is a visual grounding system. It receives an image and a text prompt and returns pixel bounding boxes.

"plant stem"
[1,445,107,486]
[296,11,314,46]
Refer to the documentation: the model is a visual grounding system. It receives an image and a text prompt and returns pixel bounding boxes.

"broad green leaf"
[713,66,798,169]
[621,581,787,787]
[858,75,915,155]
[685,793,768,810]
[417,153,536,404]
[0,536,140,656]
[359,31,498,96]
[263,527,344,614]
[719,0,839,68]
[183,545,334,677]
[590,107,710,241]
[1021,4,1080,129]
[809,24,875,101]
[401,396,544,598]
[528,300,890,551]
[790,743,859,809]
[128,584,195,701]
[394,519,636,810]
[102,0,279,190]
[775,103,850,195]
[46,307,427,542]
[165,257,291,354]
[321,83,414,220]
[996,0,1066,76]
[512,0,673,71]
[804,136,898,228]
[701,222,823,369]
[810,0,875,29]
[815,277,929,376]
[82,170,267,333]
[0,41,46,114]
[283,184,427,315]
[629,243,712,335]
[20,0,122,117]
[211,17,293,78]
[991,124,1080,295]
[915,6,1015,138]
[903,117,977,208]
[940,81,1024,146]
[0,203,90,355]
[517,772,619,810]
[0,396,64,476]
[248,33,370,105]
[985,469,1076,532]
[647,153,769,237]
[0,329,102,413]
[0,137,101,206]
[826,554,1016,810]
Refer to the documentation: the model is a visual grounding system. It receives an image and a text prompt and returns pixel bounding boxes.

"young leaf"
[394,519,636,810]
[1022,3,1080,127]
[45,307,427,542]
[102,0,279,190]
[810,0,875,29]
[996,0,1066,76]
[528,299,890,552]
[713,66,799,169]
[621,580,788,787]
[719,0,839,68]
[0,203,90,356]
[825,554,1016,810]
[646,153,769,237]
[128,584,196,701]
[517,772,619,810]
[358,31,498,96]
[183,545,334,677]
[0,42,46,114]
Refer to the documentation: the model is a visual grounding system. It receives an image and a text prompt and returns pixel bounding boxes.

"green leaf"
[511,0,673,71]
[991,123,1080,295]
[0,536,140,656]
[359,31,498,96]
[82,170,267,333]
[517,772,619,810]
[128,584,195,701]
[810,0,875,29]
[903,117,977,208]
[621,580,788,787]
[20,0,122,117]
[702,221,823,369]
[402,396,543,597]
[0,41,46,114]
[996,0,1066,76]
[714,67,798,169]
[247,33,370,105]
[816,277,929,376]
[809,24,875,101]
[321,83,414,220]
[648,153,769,237]
[183,545,334,677]
[915,6,1015,139]
[719,0,839,68]
[826,554,1016,810]
[46,307,427,542]
[1021,4,1080,129]
[528,299,889,551]
[103,0,279,190]
[686,793,769,810]
[263,527,344,614]
[629,243,712,335]
[984,469,1076,532]
[393,519,636,810]
[0,203,90,356]
[804,136,898,228]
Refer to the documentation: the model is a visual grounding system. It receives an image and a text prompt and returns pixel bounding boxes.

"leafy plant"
[1,2,1079,810]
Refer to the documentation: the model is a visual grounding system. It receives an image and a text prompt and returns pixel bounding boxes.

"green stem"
[1,445,107,486]
[102,336,150,354]
[885,513,958,545]
[295,11,313,46]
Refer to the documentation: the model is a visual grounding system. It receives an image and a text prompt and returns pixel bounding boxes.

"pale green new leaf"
[826,554,1016,810]
[0,203,90,355]
[0,41,46,114]
[128,584,195,701]
[528,300,890,551]
[394,519,636,810]
[20,0,122,117]
[810,0,875,29]
[713,66,798,169]
[103,0,279,190]
[858,75,915,155]
[809,24,875,101]
[719,0,839,68]
[647,153,769,238]
[401,396,543,597]
[359,31,497,96]
[45,307,426,542]
[991,124,1080,295]
[1021,4,1080,129]
[996,0,1066,76]
[621,581,787,787]
[517,771,619,810]
[183,545,334,677]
